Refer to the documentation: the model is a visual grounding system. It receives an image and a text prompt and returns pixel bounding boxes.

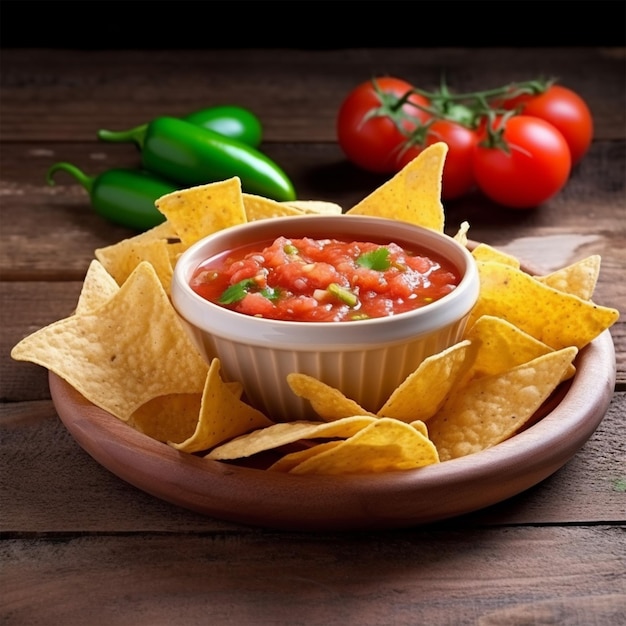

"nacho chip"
[535,254,601,300]
[138,219,180,241]
[97,219,182,259]
[268,441,341,473]
[377,340,478,422]
[287,418,440,475]
[427,346,578,461]
[130,380,243,443]
[95,218,185,281]
[286,372,375,421]
[346,142,447,232]
[135,221,187,267]
[11,261,210,420]
[169,359,273,453]
[463,315,576,381]
[75,259,119,315]
[410,420,429,437]
[155,177,247,247]
[206,415,377,461]
[468,260,619,349]
[283,200,343,215]
[243,193,306,221]
[471,242,521,268]
[131,393,202,443]
[453,220,470,247]
[96,237,176,294]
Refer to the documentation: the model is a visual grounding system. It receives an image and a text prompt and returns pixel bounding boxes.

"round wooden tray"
[49,329,616,531]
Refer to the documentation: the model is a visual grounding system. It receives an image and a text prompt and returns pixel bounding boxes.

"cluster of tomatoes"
[336,77,594,209]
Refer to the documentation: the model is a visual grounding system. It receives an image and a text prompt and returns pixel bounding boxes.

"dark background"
[1,1,625,49]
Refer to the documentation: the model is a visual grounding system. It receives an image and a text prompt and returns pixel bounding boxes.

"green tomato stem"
[379,76,556,137]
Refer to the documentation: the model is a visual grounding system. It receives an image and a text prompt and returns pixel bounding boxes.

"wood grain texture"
[2,48,624,142]
[2,528,624,626]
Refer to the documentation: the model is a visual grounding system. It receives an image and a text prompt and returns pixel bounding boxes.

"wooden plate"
[49,330,616,531]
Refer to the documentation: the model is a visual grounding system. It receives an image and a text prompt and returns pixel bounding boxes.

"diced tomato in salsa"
[189,236,460,322]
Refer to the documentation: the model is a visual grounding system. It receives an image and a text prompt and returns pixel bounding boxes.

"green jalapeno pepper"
[97,116,296,202]
[183,105,263,147]
[104,105,263,149]
[46,162,178,231]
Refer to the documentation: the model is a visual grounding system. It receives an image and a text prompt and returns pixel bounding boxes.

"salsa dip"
[189,235,460,323]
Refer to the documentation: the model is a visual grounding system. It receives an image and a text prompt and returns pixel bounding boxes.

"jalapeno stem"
[47,161,95,193]
[46,162,178,231]
[98,125,147,149]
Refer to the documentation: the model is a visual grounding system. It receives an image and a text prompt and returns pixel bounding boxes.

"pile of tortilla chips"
[12,143,620,473]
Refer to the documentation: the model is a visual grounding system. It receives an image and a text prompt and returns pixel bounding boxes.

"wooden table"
[1,45,624,625]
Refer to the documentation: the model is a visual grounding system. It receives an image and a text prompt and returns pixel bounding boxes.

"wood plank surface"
[2,528,624,626]
[2,48,624,142]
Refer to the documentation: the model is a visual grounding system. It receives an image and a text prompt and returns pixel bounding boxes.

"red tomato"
[473,115,571,209]
[337,77,431,173]
[397,120,478,200]
[502,85,593,165]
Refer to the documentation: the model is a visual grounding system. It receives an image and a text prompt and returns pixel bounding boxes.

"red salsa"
[189,236,460,322]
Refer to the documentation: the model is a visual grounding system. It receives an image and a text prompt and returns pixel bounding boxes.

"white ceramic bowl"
[171,215,480,421]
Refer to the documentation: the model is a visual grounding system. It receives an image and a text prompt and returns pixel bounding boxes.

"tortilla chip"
[346,142,447,232]
[410,420,429,437]
[11,262,209,420]
[206,415,377,461]
[96,237,176,294]
[137,220,180,241]
[427,346,579,461]
[471,242,521,268]
[463,315,576,381]
[283,200,343,215]
[130,380,243,443]
[286,372,375,421]
[155,177,247,248]
[287,418,440,475]
[453,221,470,247]
[267,441,341,473]
[535,255,601,300]
[468,260,619,350]
[75,260,119,315]
[377,340,478,422]
[169,359,273,453]
[130,393,203,443]
[243,193,306,221]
